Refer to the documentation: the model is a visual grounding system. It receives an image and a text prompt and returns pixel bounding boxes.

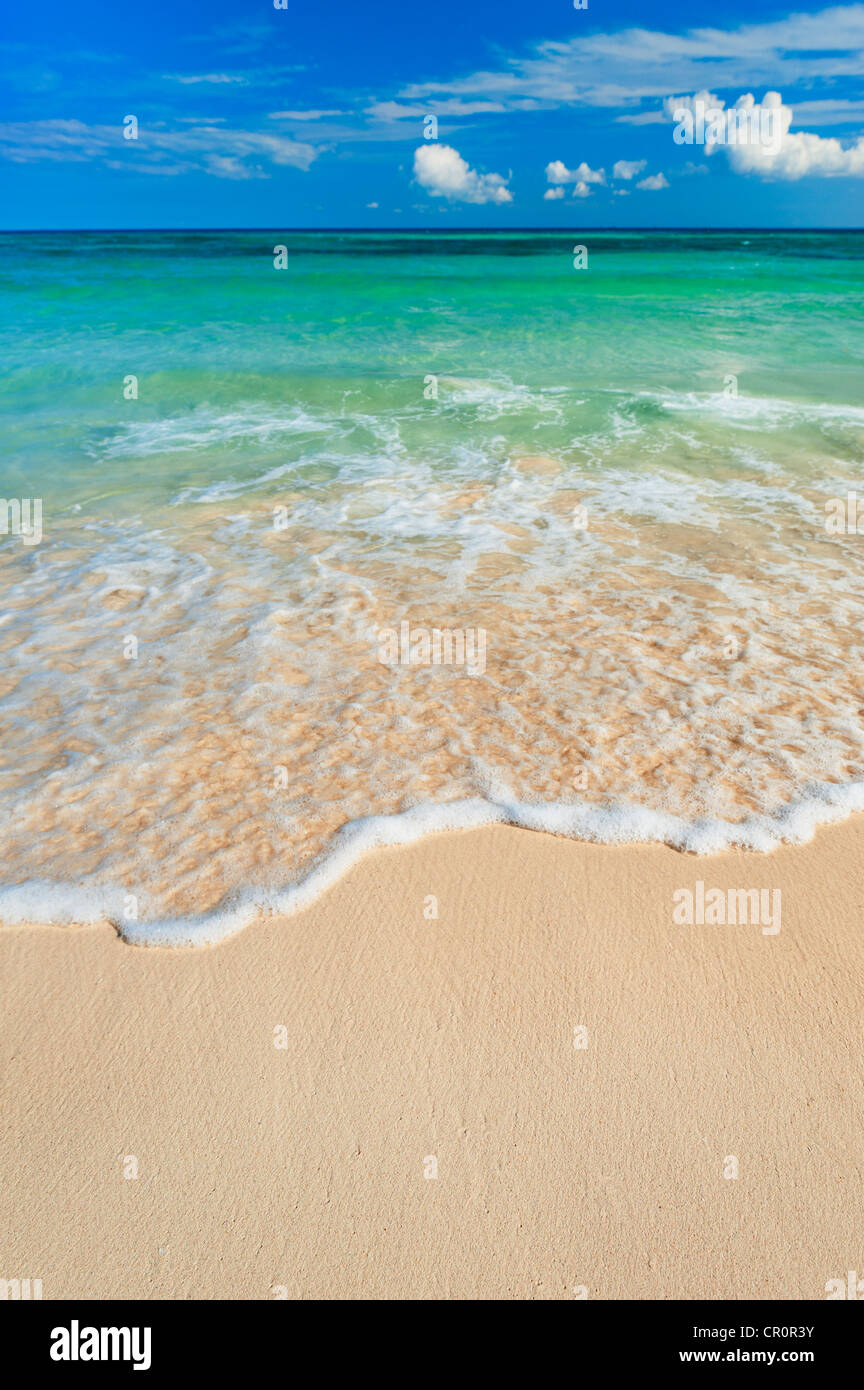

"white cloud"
[367,99,509,121]
[572,180,593,198]
[545,158,605,184]
[164,73,247,85]
[666,89,864,179]
[163,62,309,90]
[269,109,343,121]
[367,201,379,208]
[543,185,565,200]
[413,143,512,203]
[204,155,254,179]
[612,158,646,180]
[0,118,319,176]
[789,98,864,126]
[636,172,669,189]
[615,112,668,126]
[396,6,864,114]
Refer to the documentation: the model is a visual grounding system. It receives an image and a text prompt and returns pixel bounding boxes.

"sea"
[1,229,863,942]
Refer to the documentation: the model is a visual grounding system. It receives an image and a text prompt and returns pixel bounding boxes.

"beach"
[2,230,864,1303]
[3,232,864,943]
[5,0,864,1335]
[3,818,863,1301]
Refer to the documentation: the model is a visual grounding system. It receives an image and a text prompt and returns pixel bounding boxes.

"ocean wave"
[3,779,864,947]
[98,405,332,458]
[644,389,864,427]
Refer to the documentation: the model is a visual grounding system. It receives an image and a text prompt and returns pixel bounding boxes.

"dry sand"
[2,821,863,1301]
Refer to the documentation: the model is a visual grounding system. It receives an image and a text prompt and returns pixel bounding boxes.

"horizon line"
[1,225,862,234]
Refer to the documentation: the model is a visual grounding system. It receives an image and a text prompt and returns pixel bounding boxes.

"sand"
[2,820,863,1301]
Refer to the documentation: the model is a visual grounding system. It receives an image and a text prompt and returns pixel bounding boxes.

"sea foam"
[3,780,864,948]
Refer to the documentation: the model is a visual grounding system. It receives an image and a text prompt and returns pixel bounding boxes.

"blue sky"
[2,0,864,228]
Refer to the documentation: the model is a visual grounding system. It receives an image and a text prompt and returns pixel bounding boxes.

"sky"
[2,0,864,228]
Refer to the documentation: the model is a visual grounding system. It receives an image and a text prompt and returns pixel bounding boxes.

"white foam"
[100,405,331,459]
[5,780,864,948]
[647,389,864,428]
[6,379,864,951]
[0,880,128,926]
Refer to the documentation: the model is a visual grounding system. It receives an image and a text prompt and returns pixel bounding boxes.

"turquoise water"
[1,232,864,942]
[2,231,863,513]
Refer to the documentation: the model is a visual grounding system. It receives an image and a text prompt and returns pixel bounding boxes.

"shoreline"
[4,784,864,947]
[2,819,863,1299]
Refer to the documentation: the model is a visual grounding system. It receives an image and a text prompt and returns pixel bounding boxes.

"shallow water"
[1,231,863,943]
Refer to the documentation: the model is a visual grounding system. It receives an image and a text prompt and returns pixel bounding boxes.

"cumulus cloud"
[571,180,594,198]
[413,143,512,203]
[665,89,864,179]
[612,158,646,180]
[545,158,605,185]
[636,171,669,189]
[543,186,565,200]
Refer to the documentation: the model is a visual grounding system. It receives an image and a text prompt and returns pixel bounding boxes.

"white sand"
[2,821,863,1299]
